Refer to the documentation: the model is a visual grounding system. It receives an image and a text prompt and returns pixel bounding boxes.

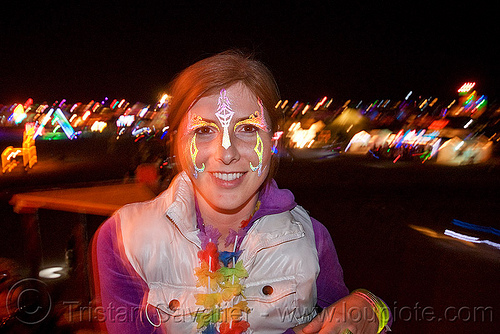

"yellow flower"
[194,262,223,290]
[220,301,251,323]
[219,281,244,301]
[195,293,223,309]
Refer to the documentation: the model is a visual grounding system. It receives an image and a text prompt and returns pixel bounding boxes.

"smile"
[212,172,245,181]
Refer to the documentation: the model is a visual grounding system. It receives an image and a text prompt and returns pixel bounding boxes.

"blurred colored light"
[458,82,475,93]
[24,98,34,109]
[455,141,465,151]
[452,219,500,237]
[12,104,27,124]
[34,108,55,139]
[54,108,75,139]
[70,103,80,112]
[314,96,328,110]
[91,121,107,132]
[139,106,149,118]
[117,115,135,127]
[301,105,310,115]
[159,94,169,105]
[272,131,283,140]
[39,266,64,279]
[82,110,91,121]
[444,230,500,250]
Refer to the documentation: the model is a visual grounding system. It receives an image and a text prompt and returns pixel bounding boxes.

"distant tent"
[437,136,492,165]
[437,137,463,164]
[345,130,371,154]
[466,135,492,164]
[369,129,392,148]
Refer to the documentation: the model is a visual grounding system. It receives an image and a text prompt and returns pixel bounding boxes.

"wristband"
[352,289,389,333]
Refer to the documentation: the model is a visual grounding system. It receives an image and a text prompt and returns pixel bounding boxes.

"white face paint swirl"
[215,89,235,149]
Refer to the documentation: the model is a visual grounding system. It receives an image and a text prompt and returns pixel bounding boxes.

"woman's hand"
[294,293,379,334]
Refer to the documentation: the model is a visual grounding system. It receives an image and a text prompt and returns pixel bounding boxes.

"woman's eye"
[194,126,215,135]
[239,124,258,133]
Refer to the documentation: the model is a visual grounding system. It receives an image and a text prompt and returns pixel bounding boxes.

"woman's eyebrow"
[198,117,218,123]
[187,114,220,131]
[234,114,269,132]
[234,116,253,123]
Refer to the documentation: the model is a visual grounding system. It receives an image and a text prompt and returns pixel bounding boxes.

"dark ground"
[1,130,499,333]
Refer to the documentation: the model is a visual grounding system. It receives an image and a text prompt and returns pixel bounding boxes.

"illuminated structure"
[34,107,76,140]
[53,108,76,138]
[2,125,37,173]
[10,104,27,124]
[449,82,487,118]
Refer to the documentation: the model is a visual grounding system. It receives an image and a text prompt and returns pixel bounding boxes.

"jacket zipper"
[165,213,201,250]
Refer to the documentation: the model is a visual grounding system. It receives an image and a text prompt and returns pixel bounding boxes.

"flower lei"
[193,202,260,334]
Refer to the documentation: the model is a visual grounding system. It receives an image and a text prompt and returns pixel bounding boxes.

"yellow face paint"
[187,114,220,133]
[187,113,219,178]
[190,133,205,178]
[233,99,269,133]
[249,132,264,176]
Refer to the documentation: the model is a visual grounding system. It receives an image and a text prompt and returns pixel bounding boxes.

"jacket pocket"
[244,277,301,332]
[148,282,202,318]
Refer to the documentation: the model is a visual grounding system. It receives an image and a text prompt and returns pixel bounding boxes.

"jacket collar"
[254,179,297,221]
[163,172,200,247]
[162,172,298,246]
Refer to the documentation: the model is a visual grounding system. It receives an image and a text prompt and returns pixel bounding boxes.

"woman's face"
[177,83,273,212]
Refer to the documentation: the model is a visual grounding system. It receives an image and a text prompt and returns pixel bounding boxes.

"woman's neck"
[196,192,259,247]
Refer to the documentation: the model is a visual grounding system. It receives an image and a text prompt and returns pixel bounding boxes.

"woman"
[93,51,390,333]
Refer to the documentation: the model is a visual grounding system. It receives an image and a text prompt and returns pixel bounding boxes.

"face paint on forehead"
[233,98,270,133]
[215,89,235,149]
[187,113,220,133]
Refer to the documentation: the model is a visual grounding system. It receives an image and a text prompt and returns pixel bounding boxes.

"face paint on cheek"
[190,133,205,178]
[215,89,235,149]
[186,113,219,179]
[249,132,264,177]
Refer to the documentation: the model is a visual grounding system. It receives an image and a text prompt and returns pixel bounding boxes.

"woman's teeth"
[213,172,244,181]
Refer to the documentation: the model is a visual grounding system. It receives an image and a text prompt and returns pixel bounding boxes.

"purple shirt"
[93,180,349,333]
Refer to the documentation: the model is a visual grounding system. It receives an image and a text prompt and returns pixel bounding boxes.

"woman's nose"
[215,134,240,165]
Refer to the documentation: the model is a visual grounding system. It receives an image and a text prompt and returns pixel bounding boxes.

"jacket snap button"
[262,285,273,295]
[169,299,180,311]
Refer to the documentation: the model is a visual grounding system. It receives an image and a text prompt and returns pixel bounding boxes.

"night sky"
[1,1,498,105]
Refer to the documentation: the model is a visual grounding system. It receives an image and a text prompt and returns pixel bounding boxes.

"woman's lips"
[212,172,245,181]
[209,171,246,188]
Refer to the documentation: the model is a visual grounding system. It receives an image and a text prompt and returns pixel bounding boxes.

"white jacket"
[117,172,320,333]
